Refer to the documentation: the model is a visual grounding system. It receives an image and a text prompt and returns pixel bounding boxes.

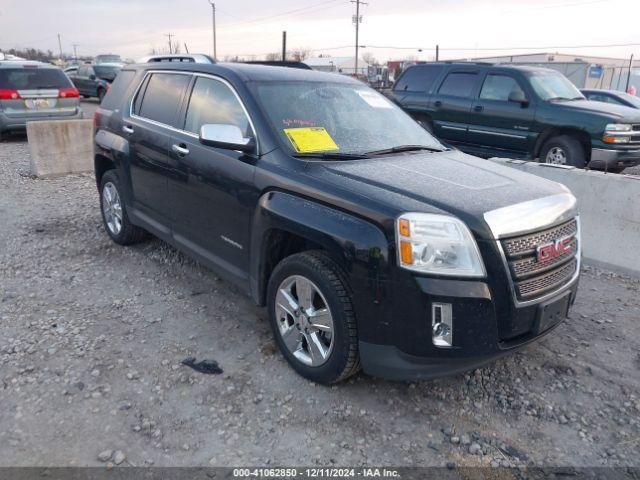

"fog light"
[432,303,453,347]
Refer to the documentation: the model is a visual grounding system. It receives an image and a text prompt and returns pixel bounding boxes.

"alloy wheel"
[102,182,123,235]
[274,275,335,367]
[545,146,567,165]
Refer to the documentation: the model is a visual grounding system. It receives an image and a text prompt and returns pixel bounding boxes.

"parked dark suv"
[94,63,581,383]
[390,62,640,172]
[68,63,122,103]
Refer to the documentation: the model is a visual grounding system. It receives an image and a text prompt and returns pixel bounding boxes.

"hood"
[555,99,640,122]
[303,149,567,235]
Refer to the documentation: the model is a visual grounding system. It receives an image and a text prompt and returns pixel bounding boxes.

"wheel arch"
[94,152,116,188]
[534,127,591,161]
[250,191,391,312]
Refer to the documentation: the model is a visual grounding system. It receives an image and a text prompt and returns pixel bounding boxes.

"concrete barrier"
[27,119,93,178]
[488,158,640,276]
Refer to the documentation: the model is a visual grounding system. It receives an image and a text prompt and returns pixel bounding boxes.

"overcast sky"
[1,0,639,61]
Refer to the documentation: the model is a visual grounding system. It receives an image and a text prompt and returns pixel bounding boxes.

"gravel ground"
[1,111,639,468]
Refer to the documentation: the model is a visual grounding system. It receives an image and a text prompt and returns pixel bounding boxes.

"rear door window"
[479,74,525,101]
[438,72,479,98]
[136,72,191,127]
[0,68,72,90]
[101,70,137,110]
[183,76,251,136]
[394,65,443,92]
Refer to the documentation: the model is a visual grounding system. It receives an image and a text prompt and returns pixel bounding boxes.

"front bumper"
[590,148,640,169]
[358,271,579,381]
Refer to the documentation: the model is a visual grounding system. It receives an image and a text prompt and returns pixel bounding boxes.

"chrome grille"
[516,259,577,299]
[501,219,579,301]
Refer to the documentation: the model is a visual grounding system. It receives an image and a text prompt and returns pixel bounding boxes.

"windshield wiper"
[293,152,371,160]
[364,145,445,156]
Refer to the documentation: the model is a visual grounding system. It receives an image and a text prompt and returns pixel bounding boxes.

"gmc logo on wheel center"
[536,236,573,263]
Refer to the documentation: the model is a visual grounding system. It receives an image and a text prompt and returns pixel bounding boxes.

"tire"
[540,135,586,168]
[99,170,146,245]
[97,88,106,104]
[267,251,360,384]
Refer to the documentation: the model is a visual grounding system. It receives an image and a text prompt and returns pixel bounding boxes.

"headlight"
[396,213,486,277]
[605,123,632,132]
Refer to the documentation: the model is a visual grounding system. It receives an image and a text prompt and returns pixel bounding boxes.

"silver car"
[0,61,82,140]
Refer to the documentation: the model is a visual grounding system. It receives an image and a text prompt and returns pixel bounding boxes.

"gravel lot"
[1,103,639,468]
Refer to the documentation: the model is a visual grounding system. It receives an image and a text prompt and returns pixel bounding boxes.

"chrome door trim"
[128,69,260,155]
[468,128,527,139]
[483,193,578,240]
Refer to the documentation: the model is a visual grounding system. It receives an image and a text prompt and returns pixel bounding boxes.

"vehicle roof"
[92,62,124,67]
[407,61,561,74]
[0,60,59,69]
[127,61,360,84]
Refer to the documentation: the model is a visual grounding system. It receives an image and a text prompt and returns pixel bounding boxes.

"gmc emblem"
[536,236,573,263]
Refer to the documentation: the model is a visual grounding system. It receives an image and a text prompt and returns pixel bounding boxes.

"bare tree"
[290,47,311,61]
[265,52,281,61]
[362,52,378,66]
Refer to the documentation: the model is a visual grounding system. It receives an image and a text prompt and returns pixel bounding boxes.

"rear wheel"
[540,135,586,168]
[267,251,360,384]
[99,170,146,245]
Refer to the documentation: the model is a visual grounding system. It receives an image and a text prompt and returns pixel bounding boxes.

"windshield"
[0,68,72,90]
[253,81,444,156]
[94,65,121,80]
[528,71,584,101]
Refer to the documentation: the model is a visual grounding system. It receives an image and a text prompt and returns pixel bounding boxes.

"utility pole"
[282,31,287,62]
[351,0,367,77]
[435,44,439,61]
[57,33,63,60]
[165,33,174,54]
[72,44,79,61]
[209,0,217,60]
[626,54,634,92]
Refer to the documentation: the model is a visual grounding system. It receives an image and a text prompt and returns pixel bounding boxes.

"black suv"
[69,63,122,103]
[390,62,640,172]
[94,63,581,383]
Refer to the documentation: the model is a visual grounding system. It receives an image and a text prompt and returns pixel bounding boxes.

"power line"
[359,41,640,52]
[219,0,345,27]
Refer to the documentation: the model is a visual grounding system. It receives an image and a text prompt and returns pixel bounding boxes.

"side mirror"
[89,74,96,80]
[199,124,255,153]
[508,90,528,106]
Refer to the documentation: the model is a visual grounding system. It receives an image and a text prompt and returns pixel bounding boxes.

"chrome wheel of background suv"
[545,147,567,165]
[275,275,335,367]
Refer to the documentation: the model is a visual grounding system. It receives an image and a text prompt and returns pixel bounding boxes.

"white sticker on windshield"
[357,90,393,109]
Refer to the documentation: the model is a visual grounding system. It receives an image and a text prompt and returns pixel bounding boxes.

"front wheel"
[267,251,360,384]
[540,135,586,168]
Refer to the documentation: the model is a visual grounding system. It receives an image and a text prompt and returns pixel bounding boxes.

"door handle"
[122,125,134,134]
[474,105,484,112]
[172,143,190,156]
[434,100,442,107]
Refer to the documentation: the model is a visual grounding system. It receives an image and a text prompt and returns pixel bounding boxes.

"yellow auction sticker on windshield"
[284,127,339,153]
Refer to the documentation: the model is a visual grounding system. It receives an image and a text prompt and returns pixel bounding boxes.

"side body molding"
[250,191,391,332]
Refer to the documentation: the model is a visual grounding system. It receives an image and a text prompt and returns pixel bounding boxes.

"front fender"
[250,191,391,342]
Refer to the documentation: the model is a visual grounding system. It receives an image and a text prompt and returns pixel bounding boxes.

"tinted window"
[184,77,251,135]
[480,74,525,101]
[438,72,478,97]
[94,65,121,81]
[101,70,136,110]
[0,68,72,89]
[137,73,191,126]
[394,65,443,92]
[586,93,620,104]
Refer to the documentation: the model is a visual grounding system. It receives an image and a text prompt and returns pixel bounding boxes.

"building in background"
[304,56,369,76]
[463,52,639,92]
